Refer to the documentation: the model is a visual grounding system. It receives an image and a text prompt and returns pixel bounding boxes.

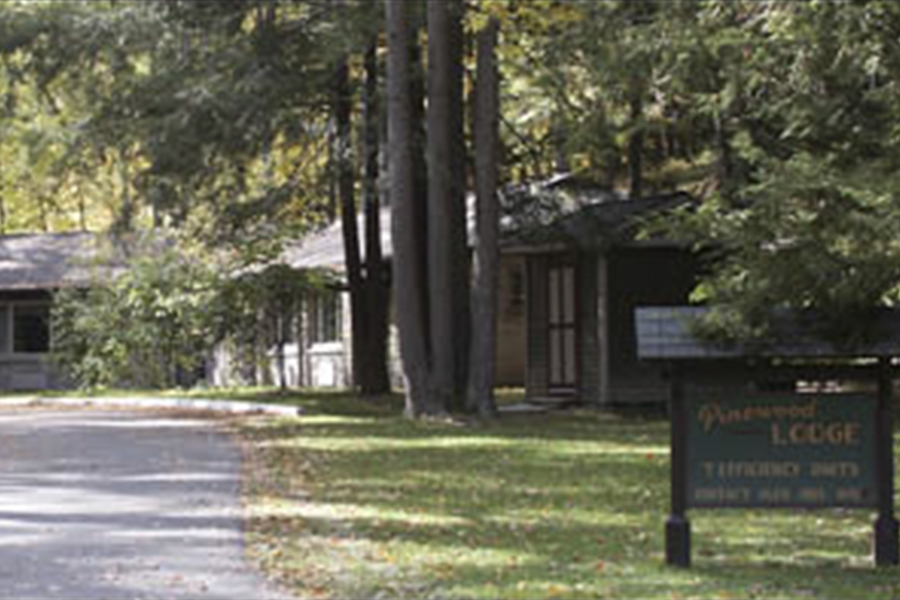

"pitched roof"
[0,231,125,291]
[278,183,693,272]
[636,306,900,360]
[279,206,394,272]
[503,191,692,250]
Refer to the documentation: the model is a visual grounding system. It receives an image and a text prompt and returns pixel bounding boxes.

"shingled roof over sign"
[636,306,900,360]
[0,232,127,291]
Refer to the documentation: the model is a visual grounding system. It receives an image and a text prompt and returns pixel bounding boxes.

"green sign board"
[687,394,877,508]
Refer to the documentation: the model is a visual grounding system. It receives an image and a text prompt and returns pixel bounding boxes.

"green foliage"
[652,2,900,344]
[6,0,900,354]
[51,235,224,389]
[50,230,326,390]
[0,1,377,252]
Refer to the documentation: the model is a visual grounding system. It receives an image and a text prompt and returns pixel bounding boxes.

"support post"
[666,363,691,567]
[875,357,899,566]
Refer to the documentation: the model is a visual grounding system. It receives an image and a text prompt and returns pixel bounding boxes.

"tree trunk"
[0,187,7,235]
[628,89,644,199]
[446,0,470,404]
[360,39,391,395]
[409,7,429,351]
[276,311,287,392]
[116,149,134,232]
[326,119,338,221]
[334,57,369,395]
[467,17,500,417]
[387,0,437,416]
[427,0,464,412]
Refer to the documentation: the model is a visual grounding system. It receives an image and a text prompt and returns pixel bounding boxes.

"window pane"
[309,292,341,344]
[550,330,562,385]
[14,305,50,353]
[563,267,575,324]
[283,313,297,344]
[563,329,576,385]
[549,269,560,324]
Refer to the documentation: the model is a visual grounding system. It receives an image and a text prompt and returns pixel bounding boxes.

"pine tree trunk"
[467,18,500,418]
[446,0,470,403]
[427,0,462,411]
[0,190,8,235]
[360,39,391,395]
[276,311,287,392]
[409,6,429,351]
[426,0,469,410]
[387,0,437,416]
[628,89,644,199]
[334,57,369,395]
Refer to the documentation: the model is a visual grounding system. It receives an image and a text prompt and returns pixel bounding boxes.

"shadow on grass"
[238,394,900,599]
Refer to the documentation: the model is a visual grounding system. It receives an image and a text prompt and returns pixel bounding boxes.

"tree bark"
[409,7,429,353]
[387,0,437,416]
[427,0,462,411]
[426,0,469,410]
[467,17,500,417]
[360,39,391,395]
[447,0,470,404]
[0,186,7,235]
[334,56,369,395]
[276,309,287,392]
[628,88,644,199]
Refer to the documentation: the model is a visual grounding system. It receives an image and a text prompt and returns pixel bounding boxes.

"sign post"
[666,365,690,567]
[638,306,900,569]
[875,358,899,566]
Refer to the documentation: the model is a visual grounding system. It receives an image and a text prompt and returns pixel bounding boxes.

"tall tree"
[333,54,366,393]
[467,16,501,417]
[359,39,391,395]
[387,0,437,416]
[427,0,467,410]
[335,35,391,397]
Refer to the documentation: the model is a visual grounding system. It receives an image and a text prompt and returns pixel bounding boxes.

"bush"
[51,236,224,389]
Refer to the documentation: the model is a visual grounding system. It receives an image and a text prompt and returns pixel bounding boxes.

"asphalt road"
[0,409,292,600]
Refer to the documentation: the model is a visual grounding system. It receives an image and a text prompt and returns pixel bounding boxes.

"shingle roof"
[279,183,693,272]
[279,207,394,272]
[503,191,692,250]
[636,306,900,360]
[0,231,125,291]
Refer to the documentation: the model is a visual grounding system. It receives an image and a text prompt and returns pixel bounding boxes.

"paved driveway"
[0,409,292,599]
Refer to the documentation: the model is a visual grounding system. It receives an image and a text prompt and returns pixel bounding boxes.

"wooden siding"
[495,255,526,386]
[576,253,600,404]
[606,247,697,404]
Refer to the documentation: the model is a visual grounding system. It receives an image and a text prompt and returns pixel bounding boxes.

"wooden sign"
[687,395,877,509]
[665,364,898,569]
[634,307,899,568]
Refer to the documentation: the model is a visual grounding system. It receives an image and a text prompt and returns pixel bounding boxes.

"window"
[263,309,297,347]
[0,303,51,354]
[13,305,50,353]
[506,265,525,316]
[309,292,342,344]
[548,263,576,389]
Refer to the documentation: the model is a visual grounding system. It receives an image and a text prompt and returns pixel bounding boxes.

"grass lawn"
[231,392,900,600]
